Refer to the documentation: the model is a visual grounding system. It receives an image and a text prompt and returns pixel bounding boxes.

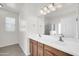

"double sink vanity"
[27,3,79,56]
[29,34,79,56]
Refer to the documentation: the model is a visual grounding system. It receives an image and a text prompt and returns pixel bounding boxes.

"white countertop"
[28,34,79,56]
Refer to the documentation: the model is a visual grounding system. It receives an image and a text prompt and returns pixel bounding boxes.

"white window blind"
[5,17,15,31]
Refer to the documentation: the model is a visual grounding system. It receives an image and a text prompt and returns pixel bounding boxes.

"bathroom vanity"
[28,3,79,56]
[30,39,72,56]
[29,34,79,56]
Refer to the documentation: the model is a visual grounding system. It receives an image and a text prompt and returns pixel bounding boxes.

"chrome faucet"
[59,34,64,42]
[38,34,41,37]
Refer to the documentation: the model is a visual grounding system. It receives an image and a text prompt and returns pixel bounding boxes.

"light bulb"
[0,5,2,7]
[0,4,2,7]
[43,7,50,14]
[48,4,56,11]
[40,10,44,14]
[48,4,53,8]
[43,7,48,11]
[40,10,47,15]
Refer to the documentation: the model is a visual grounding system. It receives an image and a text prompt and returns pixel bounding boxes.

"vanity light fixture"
[40,3,62,15]
[40,10,44,14]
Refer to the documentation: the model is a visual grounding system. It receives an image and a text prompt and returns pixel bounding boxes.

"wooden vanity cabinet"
[30,39,72,56]
[30,39,38,56]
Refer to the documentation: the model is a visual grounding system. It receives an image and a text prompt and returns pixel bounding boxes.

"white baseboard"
[0,42,18,48]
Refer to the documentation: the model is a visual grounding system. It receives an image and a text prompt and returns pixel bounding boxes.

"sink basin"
[39,35,59,41]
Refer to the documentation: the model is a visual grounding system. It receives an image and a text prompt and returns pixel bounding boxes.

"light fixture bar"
[40,3,62,15]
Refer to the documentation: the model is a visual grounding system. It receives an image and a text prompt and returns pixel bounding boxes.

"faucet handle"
[59,34,64,42]
[61,34,64,37]
[58,34,64,37]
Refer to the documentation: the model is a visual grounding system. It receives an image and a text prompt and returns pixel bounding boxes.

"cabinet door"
[32,40,38,56]
[44,45,56,56]
[44,50,55,56]
[44,45,72,56]
[38,42,44,56]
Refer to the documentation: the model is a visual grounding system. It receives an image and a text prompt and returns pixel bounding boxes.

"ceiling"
[0,3,79,14]
[0,3,24,13]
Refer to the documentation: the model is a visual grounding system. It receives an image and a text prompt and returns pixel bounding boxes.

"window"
[5,17,15,31]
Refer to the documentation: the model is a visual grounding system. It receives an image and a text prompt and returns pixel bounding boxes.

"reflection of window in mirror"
[58,23,61,34]
[5,17,15,32]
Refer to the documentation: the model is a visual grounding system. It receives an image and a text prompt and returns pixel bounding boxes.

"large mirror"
[44,3,79,39]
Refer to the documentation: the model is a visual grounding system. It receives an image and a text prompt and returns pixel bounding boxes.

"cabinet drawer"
[44,45,72,56]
